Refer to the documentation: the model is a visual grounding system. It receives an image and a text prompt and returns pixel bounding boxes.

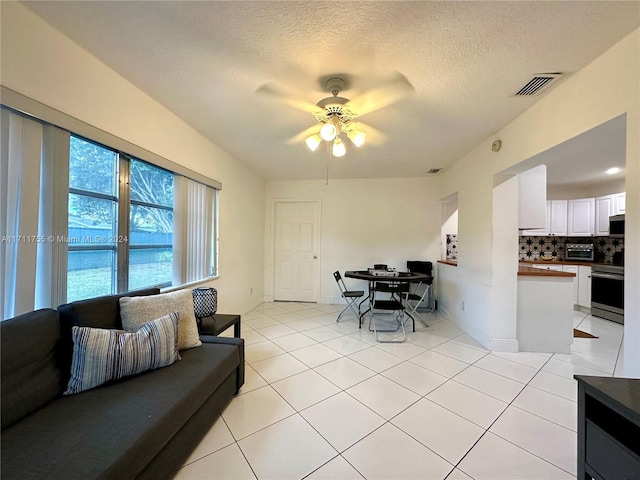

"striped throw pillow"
[64,312,181,395]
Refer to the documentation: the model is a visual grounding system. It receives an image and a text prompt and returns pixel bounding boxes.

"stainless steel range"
[591,264,624,324]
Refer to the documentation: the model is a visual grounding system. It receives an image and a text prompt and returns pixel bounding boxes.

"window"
[67,136,118,302]
[1,102,220,316]
[128,159,174,290]
[67,136,210,302]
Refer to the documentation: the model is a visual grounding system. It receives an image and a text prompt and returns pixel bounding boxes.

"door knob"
[313,255,318,259]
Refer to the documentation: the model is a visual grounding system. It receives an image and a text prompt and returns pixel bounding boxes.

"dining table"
[344,270,433,327]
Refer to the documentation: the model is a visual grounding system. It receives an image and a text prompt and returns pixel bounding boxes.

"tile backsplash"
[446,234,458,259]
[518,236,624,263]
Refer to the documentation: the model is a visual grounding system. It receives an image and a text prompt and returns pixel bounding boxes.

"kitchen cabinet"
[614,192,626,214]
[595,195,614,236]
[532,264,563,272]
[568,198,595,236]
[595,192,626,235]
[521,200,567,236]
[578,266,592,307]
[562,265,579,304]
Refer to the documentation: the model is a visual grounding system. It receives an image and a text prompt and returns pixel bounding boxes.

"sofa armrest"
[199,335,244,393]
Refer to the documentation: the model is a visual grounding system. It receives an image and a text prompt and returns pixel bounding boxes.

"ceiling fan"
[257,73,414,157]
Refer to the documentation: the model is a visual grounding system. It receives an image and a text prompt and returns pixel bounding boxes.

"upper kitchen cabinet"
[518,165,547,231]
[614,192,626,214]
[568,198,596,236]
[521,200,567,236]
[595,192,626,235]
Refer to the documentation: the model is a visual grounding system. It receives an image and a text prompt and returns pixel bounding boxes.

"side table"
[198,313,241,338]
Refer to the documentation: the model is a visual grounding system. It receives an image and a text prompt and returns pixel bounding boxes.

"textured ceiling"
[22,1,640,183]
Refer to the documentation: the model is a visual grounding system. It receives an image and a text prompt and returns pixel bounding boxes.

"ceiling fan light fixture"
[332,138,346,157]
[320,123,337,141]
[348,130,366,147]
[304,134,322,152]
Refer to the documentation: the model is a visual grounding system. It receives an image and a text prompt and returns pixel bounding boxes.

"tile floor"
[174,303,624,480]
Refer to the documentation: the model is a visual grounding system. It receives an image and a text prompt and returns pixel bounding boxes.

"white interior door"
[274,201,319,302]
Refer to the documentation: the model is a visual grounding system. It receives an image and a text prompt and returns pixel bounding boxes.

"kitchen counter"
[520,259,594,267]
[518,264,575,277]
[438,259,457,267]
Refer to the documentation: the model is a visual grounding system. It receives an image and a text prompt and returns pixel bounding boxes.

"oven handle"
[591,272,624,280]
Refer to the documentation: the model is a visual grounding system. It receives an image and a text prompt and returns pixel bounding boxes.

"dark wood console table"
[198,313,241,338]
[575,375,640,480]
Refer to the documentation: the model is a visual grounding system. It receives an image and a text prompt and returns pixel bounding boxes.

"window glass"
[129,159,174,289]
[69,136,117,195]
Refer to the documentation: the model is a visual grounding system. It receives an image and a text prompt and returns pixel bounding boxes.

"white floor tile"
[392,398,485,465]
[474,354,539,383]
[346,375,421,420]
[431,340,489,364]
[427,381,508,428]
[452,365,526,403]
[490,406,576,476]
[323,335,371,356]
[381,361,448,396]
[289,343,343,368]
[271,369,340,411]
[304,326,345,342]
[348,346,404,373]
[184,304,623,480]
[175,443,256,480]
[270,332,317,351]
[238,365,268,395]
[457,432,574,479]
[306,455,365,480]
[343,423,454,480]
[301,392,385,453]
[529,370,578,402]
[251,353,309,383]
[374,341,427,360]
[181,415,235,466]
[238,414,337,480]
[245,341,286,364]
[512,386,577,431]
[222,386,295,440]
[541,357,610,379]
[255,323,298,340]
[409,350,470,378]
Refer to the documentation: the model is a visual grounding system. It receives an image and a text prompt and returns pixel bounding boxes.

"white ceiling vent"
[514,73,563,96]
[426,168,442,174]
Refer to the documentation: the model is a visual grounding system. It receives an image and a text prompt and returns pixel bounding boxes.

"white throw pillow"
[120,290,202,350]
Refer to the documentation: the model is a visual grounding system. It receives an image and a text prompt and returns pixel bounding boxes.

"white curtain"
[1,109,68,320]
[173,176,216,285]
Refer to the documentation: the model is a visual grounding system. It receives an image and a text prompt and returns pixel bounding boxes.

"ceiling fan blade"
[286,124,322,145]
[345,72,415,118]
[256,83,325,117]
[352,122,388,146]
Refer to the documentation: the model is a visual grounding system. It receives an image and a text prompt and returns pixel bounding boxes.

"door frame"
[268,199,321,303]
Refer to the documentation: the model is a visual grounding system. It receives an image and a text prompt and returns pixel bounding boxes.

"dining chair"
[333,271,365,323]
[405,261,435,327]
[369,280,411,342]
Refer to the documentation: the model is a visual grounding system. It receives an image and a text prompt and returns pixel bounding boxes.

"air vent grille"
[515,73,562,96]
[426,168,442,174]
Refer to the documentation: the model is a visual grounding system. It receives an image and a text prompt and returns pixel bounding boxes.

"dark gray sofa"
[1,288,244,480]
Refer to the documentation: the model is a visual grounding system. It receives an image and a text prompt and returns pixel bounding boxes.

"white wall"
[548,178,625,200]
[0,3,266,314]
[264,177,442,304]
[439,28,640,377]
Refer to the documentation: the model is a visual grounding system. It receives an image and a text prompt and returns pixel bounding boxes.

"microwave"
[566,243,594,261]
[609,214,624,237]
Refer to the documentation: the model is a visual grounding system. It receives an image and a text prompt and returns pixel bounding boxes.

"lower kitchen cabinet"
[575,375,640,480]
[578,266,592,308]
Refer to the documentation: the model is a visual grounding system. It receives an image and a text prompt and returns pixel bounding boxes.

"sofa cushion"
[57,288,161,382]
[120,289,201,350]
[65,312,181,395]
[1,309,63,431]
[1,342,240,480]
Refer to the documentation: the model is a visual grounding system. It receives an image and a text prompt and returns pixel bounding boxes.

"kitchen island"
[517,263,575,353]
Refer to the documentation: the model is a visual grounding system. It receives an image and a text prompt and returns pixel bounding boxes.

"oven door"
[591,272,624,322]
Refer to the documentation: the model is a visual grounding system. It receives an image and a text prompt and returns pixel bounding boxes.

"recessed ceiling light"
[606,167,621,175]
